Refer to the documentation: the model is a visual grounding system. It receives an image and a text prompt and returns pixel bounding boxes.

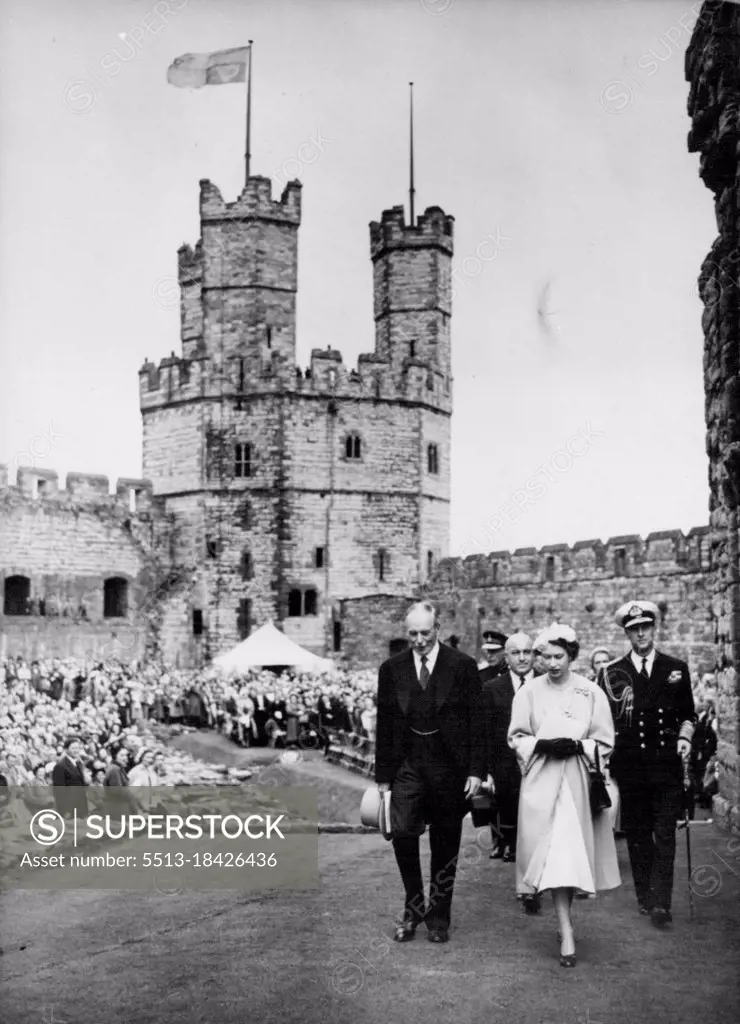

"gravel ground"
[1,731,736,1024]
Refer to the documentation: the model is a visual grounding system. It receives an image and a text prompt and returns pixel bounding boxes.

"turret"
[369,204,454,400]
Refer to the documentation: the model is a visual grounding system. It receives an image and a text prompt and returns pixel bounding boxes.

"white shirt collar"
[630,648,656,675]
[413,642,440,678]
[510,669,534,691]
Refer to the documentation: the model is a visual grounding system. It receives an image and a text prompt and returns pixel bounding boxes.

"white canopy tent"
[212,621,336,673]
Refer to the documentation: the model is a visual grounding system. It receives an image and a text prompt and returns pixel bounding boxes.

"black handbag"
[583,746,612,815]
[469,785,499,828]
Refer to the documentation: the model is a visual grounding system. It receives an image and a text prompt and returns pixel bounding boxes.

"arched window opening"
[345,433,362,460]
[4,575,30,616]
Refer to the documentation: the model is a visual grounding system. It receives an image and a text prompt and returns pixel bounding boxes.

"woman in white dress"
[508,623,621,967]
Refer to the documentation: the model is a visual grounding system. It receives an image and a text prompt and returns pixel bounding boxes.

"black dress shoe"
[393,920,417,942]
[427,928,449,943]
[502,845,516,863]
[650,907,672,929]
[489,846,504,860]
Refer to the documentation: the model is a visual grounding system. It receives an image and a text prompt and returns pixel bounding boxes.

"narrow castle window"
[304,589,317,616]
[234,443,252,478]
[103,577,128,618]
[237,358,245,393]
[427,550,435,576]
[315,547,325,569]
[238,500,252,530]
[206,536,221,559]
[4,575,31,616]
[427,443,439,474]
[345,433,362,460]
[266,326,272,349]
[544,556,556,583]
[427,370,434,391]
[492,561,499,583]
[333,620,342,652]
[237,598,251,640]
[614,548,627,576]
[240,549,253,581]
[377,548,389,582]
[192,609,204,636]
[288,589,302,617]
[409,340,416,359]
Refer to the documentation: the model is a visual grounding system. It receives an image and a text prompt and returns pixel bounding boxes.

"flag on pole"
[167,47,249,89]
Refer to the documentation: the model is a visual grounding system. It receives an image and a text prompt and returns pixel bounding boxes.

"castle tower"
[139,173,454,664]
[370,204,454,387]
[368,203,455,588]
[179,176,302,385]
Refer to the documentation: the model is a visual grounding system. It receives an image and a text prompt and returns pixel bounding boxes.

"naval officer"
[597,601,696,928]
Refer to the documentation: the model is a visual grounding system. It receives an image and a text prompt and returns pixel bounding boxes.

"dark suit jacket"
[374,643,486,785]
[51,755,89,818]
[478,660,508,686]
[597,650,695,781]
[482,671,535,787]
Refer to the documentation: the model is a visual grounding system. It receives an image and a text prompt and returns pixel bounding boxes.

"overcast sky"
[0,0,716,557]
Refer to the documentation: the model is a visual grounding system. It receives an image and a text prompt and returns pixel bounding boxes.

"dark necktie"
[419,655,430,690]
[640,657,649,680]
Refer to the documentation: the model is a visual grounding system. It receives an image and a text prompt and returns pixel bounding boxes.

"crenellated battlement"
[177,240,203,284]
[430,527,711,590]
[199,176,302,225]
[0,466,155,512]
[370,204,454,259]
[137,345,452,412]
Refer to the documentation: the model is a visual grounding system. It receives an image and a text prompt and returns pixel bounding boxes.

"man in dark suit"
[482,632,539,889]
[51,737,89,820]
[598,600,696,929]
[375,601,485,944]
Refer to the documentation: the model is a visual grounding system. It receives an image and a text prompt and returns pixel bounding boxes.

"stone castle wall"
[686,1,740,830]
[339,528,715,680]
[0,466,175,663]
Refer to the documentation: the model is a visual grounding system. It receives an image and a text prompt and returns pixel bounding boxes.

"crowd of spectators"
[0,649,718,813]
[0,654,379,795]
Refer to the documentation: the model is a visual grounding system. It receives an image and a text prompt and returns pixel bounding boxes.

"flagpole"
[245,41,253,185]
[409,82,415,227]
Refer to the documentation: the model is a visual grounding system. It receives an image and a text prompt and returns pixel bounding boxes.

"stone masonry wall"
[0,467,167,662]
[687,1,740,830]
[340,529,714,679]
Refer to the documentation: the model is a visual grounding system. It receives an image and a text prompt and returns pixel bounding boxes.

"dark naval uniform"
[598,649,695,914]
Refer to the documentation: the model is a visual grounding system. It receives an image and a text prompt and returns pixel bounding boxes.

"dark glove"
[535,738,582,759]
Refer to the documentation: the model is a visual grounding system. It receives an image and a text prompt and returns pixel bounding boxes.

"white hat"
[615,600,659,630]
[533,622,577,650]
[360,786,393,840]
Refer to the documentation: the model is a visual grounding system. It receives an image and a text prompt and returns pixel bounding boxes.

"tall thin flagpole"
[245,41,253,184]
[409,81,415,227]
